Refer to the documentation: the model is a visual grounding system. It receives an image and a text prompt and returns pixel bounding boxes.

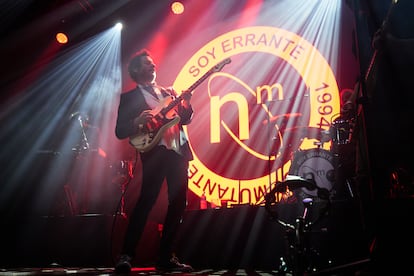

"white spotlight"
[115,22,123,31]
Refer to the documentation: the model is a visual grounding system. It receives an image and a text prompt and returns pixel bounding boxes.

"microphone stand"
[267,101,273,191]
[266,101,283,191]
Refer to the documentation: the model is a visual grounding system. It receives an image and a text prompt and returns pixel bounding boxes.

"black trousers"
[121,146,189,263]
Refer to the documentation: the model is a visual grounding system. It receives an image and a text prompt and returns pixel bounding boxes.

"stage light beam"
[1,25,123,217]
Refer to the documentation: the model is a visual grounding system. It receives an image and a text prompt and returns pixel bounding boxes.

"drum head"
[288,149,335,199]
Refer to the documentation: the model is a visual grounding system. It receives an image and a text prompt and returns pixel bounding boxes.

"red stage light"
[56,32,69,44]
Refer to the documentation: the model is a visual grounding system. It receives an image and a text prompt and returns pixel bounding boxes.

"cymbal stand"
[285,198,313,276]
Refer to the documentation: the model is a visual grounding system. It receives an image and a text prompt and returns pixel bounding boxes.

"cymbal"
[263,113,302,124]
[283,126,331,141]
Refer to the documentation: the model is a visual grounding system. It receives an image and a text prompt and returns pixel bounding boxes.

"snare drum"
[331,119,353,145]
[288,149,336,198]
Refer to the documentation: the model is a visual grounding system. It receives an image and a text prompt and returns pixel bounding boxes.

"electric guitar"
[129,58,231,152]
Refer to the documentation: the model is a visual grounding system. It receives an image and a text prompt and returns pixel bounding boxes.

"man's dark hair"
[128,49,151,82]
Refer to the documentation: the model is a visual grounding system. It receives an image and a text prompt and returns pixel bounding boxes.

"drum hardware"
[389,167,414,198]
[69,111,91,150]
[345,178,355,198]
[283,126,331,143]
[330,118,354,145]
[265,176,331,275]
[110,160,134,218]
[273,126,330,165]
[280,127,332,151]
[264,112,303,190]
[263,113,303,125]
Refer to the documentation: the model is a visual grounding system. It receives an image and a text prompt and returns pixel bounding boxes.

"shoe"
[115,254,132,274]
[156,256,193,273]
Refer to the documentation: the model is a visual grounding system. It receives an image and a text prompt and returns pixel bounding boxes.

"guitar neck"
[161,58,231,115]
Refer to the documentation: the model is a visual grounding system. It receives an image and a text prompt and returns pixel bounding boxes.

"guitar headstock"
[180,58,232,95]
[212,58,231,72]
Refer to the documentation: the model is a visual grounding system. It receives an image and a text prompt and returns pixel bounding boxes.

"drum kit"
[264,116,355,275]
[266,114,355,201]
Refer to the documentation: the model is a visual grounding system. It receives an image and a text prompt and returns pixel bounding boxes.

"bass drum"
[288,148,336,199]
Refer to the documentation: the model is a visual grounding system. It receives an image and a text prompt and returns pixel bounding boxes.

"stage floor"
[1,261,373,275]
[4,199,414,275]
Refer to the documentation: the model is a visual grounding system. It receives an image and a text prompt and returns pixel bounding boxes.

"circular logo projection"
[173,26,339,205]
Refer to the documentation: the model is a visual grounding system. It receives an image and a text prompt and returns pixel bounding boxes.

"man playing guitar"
[114,49,194,273]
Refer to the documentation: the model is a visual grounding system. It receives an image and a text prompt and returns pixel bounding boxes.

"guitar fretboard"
[161,58,231,116]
